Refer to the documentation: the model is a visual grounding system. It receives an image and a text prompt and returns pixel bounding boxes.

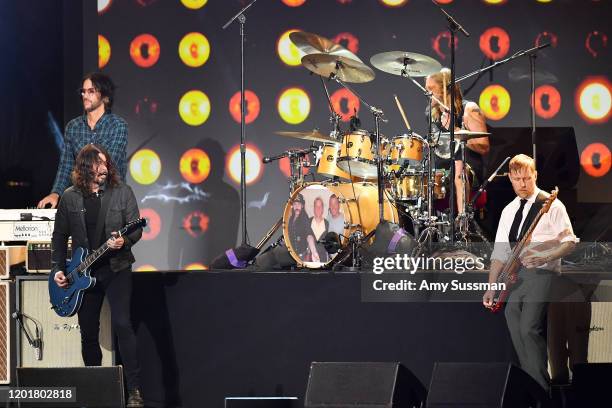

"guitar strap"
[516,190,549,242]
[94,187,114,247]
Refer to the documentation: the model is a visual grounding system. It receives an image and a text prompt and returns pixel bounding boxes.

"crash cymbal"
[275,130,337,144]
[301,54,375,83]
[370,51,442,77]
[289,31,363,62]
[439,130,491,141]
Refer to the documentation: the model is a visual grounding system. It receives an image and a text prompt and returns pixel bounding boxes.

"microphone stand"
[462,157,511,249]
[455,43,551,168]
[432,0,470,244]
[223,0,259,245]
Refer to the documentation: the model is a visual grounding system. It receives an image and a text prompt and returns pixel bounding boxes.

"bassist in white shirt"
[483,154,578,391]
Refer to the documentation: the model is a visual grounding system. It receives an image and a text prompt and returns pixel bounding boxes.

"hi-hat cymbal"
[301,54,375,83]
[289,31,363,62]
[275,130,337,144]
[370,51,442,77]
[439,130,491,141]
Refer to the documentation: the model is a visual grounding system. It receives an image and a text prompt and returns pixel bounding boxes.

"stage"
[131,271,515,407]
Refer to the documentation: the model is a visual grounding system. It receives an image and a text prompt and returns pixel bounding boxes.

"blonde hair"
[509,154,536,174]
[427,67,463,122]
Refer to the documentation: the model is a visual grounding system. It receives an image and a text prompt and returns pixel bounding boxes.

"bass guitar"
[489,187,558,313]
[48,218,147,317]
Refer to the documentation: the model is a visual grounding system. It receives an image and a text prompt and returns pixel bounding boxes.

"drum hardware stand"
[457,156,510,249]
[432,0,470,244]
[255,218,284,257]
[223,0,260,246]
[455,138,472,243]
[263,147,315,193]
[331,229,376,271]
[318,75,342,140]
[402,70,450,250]
[328,73,388,224]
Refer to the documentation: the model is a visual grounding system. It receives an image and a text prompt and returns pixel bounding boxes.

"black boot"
[127,388,144,408]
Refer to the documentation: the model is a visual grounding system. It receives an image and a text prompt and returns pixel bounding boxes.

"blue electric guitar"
[48,218,147,317]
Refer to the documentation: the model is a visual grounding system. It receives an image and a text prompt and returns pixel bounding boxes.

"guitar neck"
[65,218,145,278]
[70,242,111,277]
[497,208,546,281]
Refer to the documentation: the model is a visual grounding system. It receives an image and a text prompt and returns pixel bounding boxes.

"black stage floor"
[132,271,516,407]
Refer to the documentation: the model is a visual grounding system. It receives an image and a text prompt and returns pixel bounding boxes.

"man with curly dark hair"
[51,144,144,407]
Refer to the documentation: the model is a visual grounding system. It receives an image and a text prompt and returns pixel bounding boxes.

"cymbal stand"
[400,71,449,250]
[330,74,387,223]
[318,75,342,140]
[455,139,471,243]
[288,149,312,194]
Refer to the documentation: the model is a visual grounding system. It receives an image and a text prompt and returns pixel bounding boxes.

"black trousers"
[77,266,141,390]
[504,268,553,391]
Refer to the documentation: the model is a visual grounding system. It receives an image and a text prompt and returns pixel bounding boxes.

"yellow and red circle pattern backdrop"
[97,1,610,270]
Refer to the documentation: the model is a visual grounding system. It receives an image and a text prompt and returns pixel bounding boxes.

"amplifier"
[0,245,26,278]
[588,301,612,363]
[26,240,72,273]
[0,282,10,384]
[16,276,113,367]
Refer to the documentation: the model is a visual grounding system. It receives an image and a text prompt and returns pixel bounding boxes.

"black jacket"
[51,183,142,274]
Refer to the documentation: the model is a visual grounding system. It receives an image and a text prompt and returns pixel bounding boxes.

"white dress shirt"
[490,187,578,272]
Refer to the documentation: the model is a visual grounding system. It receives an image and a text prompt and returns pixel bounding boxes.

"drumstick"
[393,94,411,131]
[442,74,448,112]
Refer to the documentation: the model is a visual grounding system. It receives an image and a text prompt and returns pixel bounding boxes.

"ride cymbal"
[370,51,442,77]
[289,31,363,62]
[275,130,337,144]
[301,54,375,83]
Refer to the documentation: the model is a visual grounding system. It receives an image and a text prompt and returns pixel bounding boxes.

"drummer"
[425,68,490,214]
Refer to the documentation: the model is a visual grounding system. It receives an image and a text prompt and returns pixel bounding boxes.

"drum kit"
[263,31,491,269]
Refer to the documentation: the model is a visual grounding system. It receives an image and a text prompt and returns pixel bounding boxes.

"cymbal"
[439,130,491,141]
[289,31,363,62]
[275,130,337,144]
[370,51,442,77]
[301,54,375,83]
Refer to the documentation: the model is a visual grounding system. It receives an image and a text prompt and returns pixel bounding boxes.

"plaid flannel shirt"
[51,112,128,195]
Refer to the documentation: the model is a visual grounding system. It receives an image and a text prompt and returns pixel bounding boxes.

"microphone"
[470,156,510,206]
[262,146,317,164]
[12,311,43,360]
[349,108,361,131]
[394,160,411,178]
[432,0,470,37]
[318,232,342,254]
[33,326,43,361]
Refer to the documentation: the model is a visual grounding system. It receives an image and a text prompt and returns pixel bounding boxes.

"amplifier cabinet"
[26,240,72,273]
[588,301,612,362]
[0,246,26,278]
[15,276,114,368]
[0,281,10,384]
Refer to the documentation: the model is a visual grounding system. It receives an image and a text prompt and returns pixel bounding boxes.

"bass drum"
[283,182,398,268]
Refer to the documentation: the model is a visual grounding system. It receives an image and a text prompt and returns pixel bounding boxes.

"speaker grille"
[0,282,9,384]
[305,362,402,408]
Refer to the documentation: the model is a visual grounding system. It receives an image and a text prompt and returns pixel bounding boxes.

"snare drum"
[390,169,425,201]
[389,134,425,165]
[283,182,398,268]
[337,130,377,179]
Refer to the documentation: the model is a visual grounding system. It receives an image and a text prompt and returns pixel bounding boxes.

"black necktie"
[509,199,528,242]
